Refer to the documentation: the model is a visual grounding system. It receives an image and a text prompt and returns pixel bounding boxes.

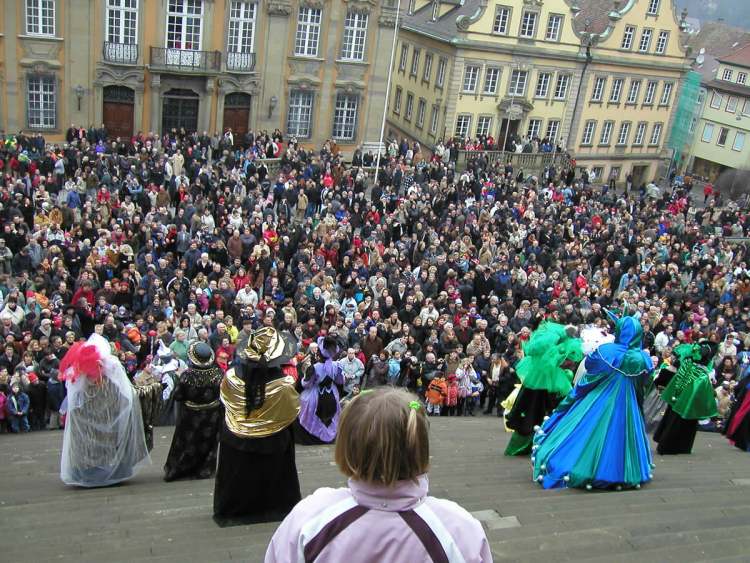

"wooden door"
[103,101,134,140]
[223,107,249,139]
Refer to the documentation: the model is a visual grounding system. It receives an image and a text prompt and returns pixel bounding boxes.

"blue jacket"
[7,392,30,416]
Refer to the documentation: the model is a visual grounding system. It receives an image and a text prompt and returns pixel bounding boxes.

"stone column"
[4,0,21,132]
[361,9,397,147]
[150,74,161,134]
[134,85,145,133]
[257,1,293,131]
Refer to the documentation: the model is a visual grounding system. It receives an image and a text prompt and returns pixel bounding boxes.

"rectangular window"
[546,120,560,142]
[493,6,510,34]
[638,29,653,52]
[726,96,738,113]
[107,0,138,45]
[393,87,402,114]
[738,72,747,85]
[405,93,414,120]
[463,65,479,93]
[287,91,313,138]
[553,74,570,100]
[399,44,408,71]
[520,11,537,38]
[476,116,492,137]
[535,72,551,98]
[228,1,256,57]
[689,116,697,134]
[26,0,55,36]
[527,118,542,139]
[332,93,358,140]
[455,114,471,138]
[430,105,439,134]
[545,14,562,41]
[423,53,433,82]
[599,121,614,145]
[626,80,641,104]
[483,67,500,95]
[647,0,660,15]
[710,91,723,109]
[617,122,631,145]
[410,49,420,76]
[436,57,447,87]
[660,82,673,105]
[610,78,623,103]
[734,131,746,151]
[294,7,322,56]
[655,30,668,54]
[717,127,729,146]
[27,75,56,129]
[581,120,596,145]
[591,76,606,102]
[644,81,657,104]
[509,69,528,96]
[621,25,635,49]
[722,68,733,81]
[701,122,714,142]
[649,123,662,145]
[416,99,426,128]
[167,0,203,51]
[743,99,750,115]
[633,122,647,145]
[341,10,368,61]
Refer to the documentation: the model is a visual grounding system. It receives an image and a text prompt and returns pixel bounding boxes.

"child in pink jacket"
[265,387,492,562]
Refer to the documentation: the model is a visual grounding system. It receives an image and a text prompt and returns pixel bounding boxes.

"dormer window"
[431,0,438,21]
[647,0,660,15]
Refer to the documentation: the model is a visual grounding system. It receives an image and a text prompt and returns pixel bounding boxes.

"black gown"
[654,405,698,454]
[163,367,224,482]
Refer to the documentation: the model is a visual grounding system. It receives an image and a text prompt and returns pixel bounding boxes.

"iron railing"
[457,150,572,174]
[150,47,221,72]
[225,51,256,72]
[103,42,139,64]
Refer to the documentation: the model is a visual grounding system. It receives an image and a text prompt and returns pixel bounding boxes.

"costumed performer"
[504,322,582,456]
[653,341,718,455]
[293,336,344,445]
[164,342,224,481]
[60,333,150,487]
[723,371,750,452]
[132,369,163,452]
[531,312,654,490]
[213,327,301,526]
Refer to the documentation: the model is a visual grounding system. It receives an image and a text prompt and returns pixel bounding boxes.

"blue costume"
[532,314,654,490]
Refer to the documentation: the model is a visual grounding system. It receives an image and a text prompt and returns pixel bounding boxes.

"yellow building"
[0,0,398,151]
[387,0,691,186]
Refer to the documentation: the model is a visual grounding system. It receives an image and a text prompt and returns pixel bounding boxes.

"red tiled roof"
[718,42,750,69]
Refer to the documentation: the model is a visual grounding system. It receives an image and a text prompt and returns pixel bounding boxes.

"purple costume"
[296,337,344,444]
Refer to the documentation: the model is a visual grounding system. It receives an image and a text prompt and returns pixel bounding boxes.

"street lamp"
[74,84,85,112]
[268,95,278,119]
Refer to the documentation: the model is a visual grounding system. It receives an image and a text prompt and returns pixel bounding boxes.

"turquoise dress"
[532,316,654,490]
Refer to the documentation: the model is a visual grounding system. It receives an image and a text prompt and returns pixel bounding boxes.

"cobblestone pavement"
[1,417,748,563]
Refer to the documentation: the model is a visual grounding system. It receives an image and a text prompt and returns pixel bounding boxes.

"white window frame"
[655,30,668,54]
[429,105,439,135]
[107,0,138,45]
[423,53,433,82]
[483,67,500,95]
[340,10,368,61]
[431,0,439,21]
[638,29,653,52]
[166,0,204,51]
[581,120,596,145]
[633,121,647,145]
[332,93,358,141]
[527,118,542,139]
[726,96,738,113]
[617,122,631,145]
[416,99,426,128]
[553,74,570,100]
[717,127,729,147]
[26,0,55,37]
[610,78,623,103]
[405,93,414,120]
[436,57,447,88]
[399,44,408,72]
[476,115,493,137]
[462,65,480,93]
[647,0,660,15]
[599,121,614,145]
[722,68,733,81]
[493,6,510,35]
[393,87,402,114]
[410,49,420,76]
[227,1,256,56]
[743,99,750,116]
[621,25,635,50]
[509,69,528,96]
[659,82,673,106]
[644,81,657,104]
[649,123,662,146]
[546,120,560,142]
[455,114,471,138]
[545,14,563,41]
[27,74,57,129]
[701,122,714,143]
[294,6,322,57]
[710,91,723,109]
[591,76,606,102]
[626,80,641,104]
[738,72,747,85]
[733,131,745,152]
[535,72,551,98]
[520,11,538,38]
[287,90,314,138]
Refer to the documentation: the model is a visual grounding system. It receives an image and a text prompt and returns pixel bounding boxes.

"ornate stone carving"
[94,63,146,89]
[378,12,398,27]
[299,0,325,9]
[287,77,321,90]
[267,0,292,16]
[456,0,488,31]
[335,80,366,94]
[218,76,261,95]
[343,0,376,15]
[19,38,63,68]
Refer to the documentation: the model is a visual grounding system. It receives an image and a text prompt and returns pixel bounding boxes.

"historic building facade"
[0,0,397,151]
[387,0,691,185]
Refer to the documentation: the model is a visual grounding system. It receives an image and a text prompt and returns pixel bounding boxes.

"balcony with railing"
[225,51,256,73]
[150,47,222,73]
[103,42,139,65]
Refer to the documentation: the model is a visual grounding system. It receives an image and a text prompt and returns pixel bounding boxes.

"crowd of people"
[0,125,749,443]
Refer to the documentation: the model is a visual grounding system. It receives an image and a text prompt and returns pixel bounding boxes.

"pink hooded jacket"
[265,475,492,562]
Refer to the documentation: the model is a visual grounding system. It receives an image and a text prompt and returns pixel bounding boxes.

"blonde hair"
[334,388,429,487]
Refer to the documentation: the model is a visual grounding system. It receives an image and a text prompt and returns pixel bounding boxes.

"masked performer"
[133,369,163,452]
[725,371,750,452]
[213,327,301,526]
[60,334,150,487]
[504,322,582,456]
[164,342,224,481]
[653,341,718,455]
[532,313,654,490]
[293,336,345,445]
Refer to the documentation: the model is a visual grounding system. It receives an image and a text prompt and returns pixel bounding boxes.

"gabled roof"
[718,43,750,70]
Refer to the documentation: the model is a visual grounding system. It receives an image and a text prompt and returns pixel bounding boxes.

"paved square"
[1,417,748,562]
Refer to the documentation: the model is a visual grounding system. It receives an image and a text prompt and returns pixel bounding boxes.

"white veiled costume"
[60,334,151,487]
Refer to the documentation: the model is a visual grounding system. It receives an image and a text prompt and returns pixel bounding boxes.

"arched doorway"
[103,85,135,139]
[223,92,251,144]
[162,89,199,134]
